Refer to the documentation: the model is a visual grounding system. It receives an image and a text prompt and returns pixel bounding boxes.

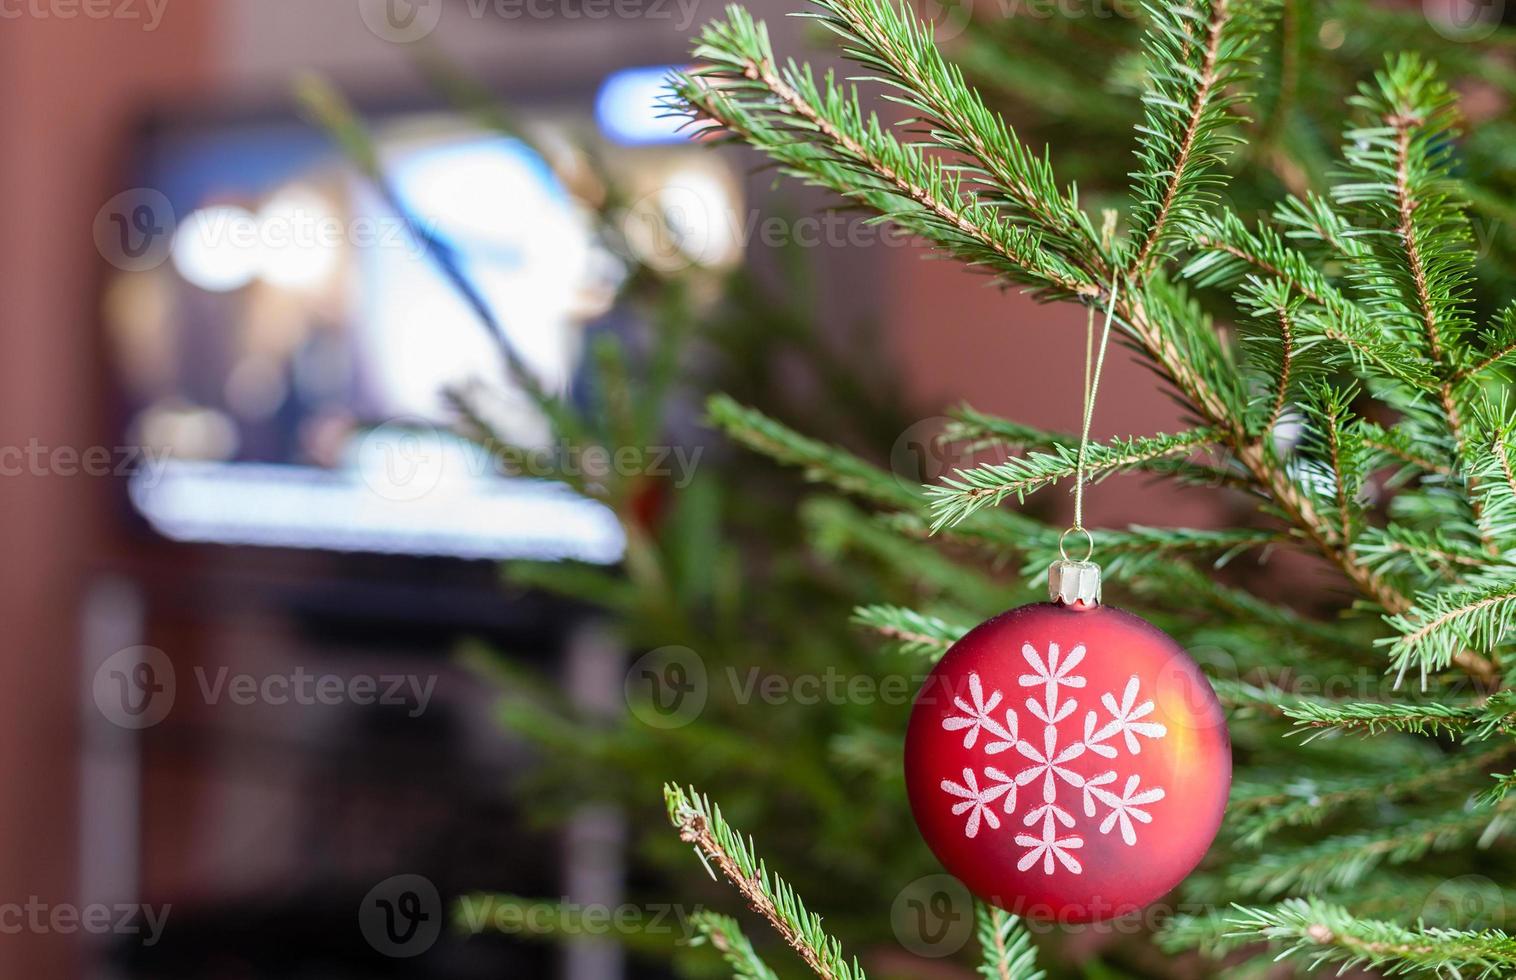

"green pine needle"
[1126,0,1278,269]
[664,785,868,980]
[973,902,1045,980]
[851,604,968,660]
[1227,898,1516,978]
[925,427,1221,529]
[1284,691,1516,740]
[1380,577,1516,684]
[689,913,782,980]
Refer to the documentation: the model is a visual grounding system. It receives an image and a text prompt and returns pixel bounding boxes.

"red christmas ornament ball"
[904,600,1230,923]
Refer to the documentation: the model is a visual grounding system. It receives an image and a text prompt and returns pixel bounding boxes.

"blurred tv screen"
[102,68,740,563]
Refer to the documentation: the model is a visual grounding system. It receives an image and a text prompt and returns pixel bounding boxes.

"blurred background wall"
[0,8,212,977]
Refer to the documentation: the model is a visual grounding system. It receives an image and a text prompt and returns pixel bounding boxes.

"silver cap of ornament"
[1048,559,1101,607]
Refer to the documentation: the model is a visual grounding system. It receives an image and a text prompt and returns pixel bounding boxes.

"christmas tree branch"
[1228,744,1515,846]
[1270,284,1434,391]
[1381,577,1516,681]
[1184,211,1334,306]
[942,406,1074,453]
[1459,306,1516,380]
[691,912,781,980]
[925,427,1222,529]
[1336,55,1488,543]
[1127,0,1271,271]
[1315,386,1362,544]
[974,903,1045,980]
[1355,526,1494,585]
[1076,554,1366,656]
[1360,425,1453,476]
[851,604,967,661]
[1275,191,1371,262]
[1335,55,1474,365]
[1155,908,1250,961]
[1226,798,1516,897]
[706,395,918,510]
[802,0,1098,265]
[1212,679,1320,717]
[1100,287,1406,624]
[943,407,1251,490]
[1090,525,1282,560]
[1227,898,1516,979]
[1464,400,1516,548]
[672,9,1087,296]
[1265,304,1294,433]
[1284,691,1516,740]
[664,785,868,980]
[803,499,1009,612]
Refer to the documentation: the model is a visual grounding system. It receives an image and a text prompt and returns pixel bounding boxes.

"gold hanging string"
[1061,280,1121,564]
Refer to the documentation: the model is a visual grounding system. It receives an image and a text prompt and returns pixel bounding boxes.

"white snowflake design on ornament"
[940,767,1012,838]
[937,642,1169,875]
[940,673,1015,751]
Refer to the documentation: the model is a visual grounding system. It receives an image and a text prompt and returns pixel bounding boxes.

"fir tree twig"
[1227,898,1516,979]
[926,428,1222,528]
[851,604,967,660]
[691,912,782,980]
[664,785,868,980]
[974,902,1045,980]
